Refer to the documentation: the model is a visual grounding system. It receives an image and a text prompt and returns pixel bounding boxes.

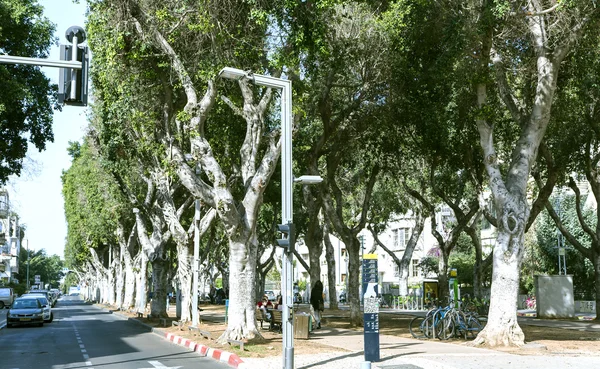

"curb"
[164,331,247,369]
[107,308,247,369]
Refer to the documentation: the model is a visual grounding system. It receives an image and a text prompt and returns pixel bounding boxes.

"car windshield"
[32,296,49,305]
[13,299,39,309]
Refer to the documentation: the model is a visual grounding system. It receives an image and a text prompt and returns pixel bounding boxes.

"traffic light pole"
[0,25,88,106]
[219,68,322,369]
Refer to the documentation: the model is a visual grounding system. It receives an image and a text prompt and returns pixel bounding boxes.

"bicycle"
[409,304,452,339]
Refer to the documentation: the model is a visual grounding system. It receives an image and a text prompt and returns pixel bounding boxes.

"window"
[411,259,420,277]
[393,228,410,250]
[393,264,399,278]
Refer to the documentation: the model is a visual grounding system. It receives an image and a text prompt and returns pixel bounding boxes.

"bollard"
[225,299,229,323]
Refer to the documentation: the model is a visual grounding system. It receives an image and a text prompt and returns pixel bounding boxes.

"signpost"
[362,254,380,363]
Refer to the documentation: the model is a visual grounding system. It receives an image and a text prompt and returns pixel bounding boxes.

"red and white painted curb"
[164,332,249,369]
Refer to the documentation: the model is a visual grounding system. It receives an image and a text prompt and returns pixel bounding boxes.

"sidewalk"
[109,303,600,369]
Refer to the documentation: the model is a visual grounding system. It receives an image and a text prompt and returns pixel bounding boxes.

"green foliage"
[18,247,64,289]
[534,195,596,299]
[297,279,307,292]
[0,0,58,183]
[418,256,439,278]
[62,140,125,269]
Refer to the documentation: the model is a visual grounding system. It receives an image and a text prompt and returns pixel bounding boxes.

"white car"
[21,293,53,323]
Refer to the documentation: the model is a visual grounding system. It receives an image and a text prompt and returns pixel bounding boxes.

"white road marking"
[138,360,183,369]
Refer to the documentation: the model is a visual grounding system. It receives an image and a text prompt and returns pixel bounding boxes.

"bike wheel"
[435,316,454,340]
[466,316,483,339]
[409,316,427,339]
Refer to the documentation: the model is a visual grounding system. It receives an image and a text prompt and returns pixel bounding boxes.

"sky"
[7,0,89,258]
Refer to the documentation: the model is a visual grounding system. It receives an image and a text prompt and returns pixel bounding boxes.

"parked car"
[0,287,15,308]
[6,297,45,327]
[21,294,53,323]
[264,290,276,301]
[25,290,55,307]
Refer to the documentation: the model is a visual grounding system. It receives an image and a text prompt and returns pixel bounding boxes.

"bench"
[256,308,267,329]
[136,312,144,318]
[189,326,212,339]
[270,309,282,332]
[172,320,183,330]
[227,339,245,351]
[159,317,168,327]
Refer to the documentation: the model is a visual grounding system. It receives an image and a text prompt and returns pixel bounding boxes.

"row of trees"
[56,0,600,348]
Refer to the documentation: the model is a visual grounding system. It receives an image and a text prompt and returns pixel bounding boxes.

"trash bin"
[294,313,311,339]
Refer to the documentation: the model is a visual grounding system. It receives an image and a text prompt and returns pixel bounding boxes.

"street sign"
[362,253,380,362]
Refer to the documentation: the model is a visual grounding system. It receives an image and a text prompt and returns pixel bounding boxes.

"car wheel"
[0,301,4,309]
[48,313,53,323]
[6,323,11,328]
[38,322,44,327]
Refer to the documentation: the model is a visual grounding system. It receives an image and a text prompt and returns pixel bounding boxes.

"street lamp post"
[219,67,294,369]
[26,239,30,290]
[219,68,322,369]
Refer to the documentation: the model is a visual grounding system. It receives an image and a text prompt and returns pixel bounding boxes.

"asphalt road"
[0,295,230,369]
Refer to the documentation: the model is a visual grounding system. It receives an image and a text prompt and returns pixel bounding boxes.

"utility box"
[294,313,311,339]
[535,275,575,318]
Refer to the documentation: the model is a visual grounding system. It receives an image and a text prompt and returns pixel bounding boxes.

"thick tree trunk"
[304,203,324,291]
[323,230,338,309]
[472,229,525,346]
[398,263,409,297]
[438,252,449,305]
[136,252,148,314]
[115,250,124,308]
[150,256,169,318]
[122,249,137,309]
[217,237,262,343]
[343,236,362,326]
[177,243,193,322]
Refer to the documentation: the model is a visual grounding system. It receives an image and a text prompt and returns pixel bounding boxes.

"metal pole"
[192,199,201,327]
[70,35,79,100]
[280,79,294,369]
[0,54,82,69]
[26,239,30,290]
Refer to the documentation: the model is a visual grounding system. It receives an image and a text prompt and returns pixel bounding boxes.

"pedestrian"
[310,280,324,329]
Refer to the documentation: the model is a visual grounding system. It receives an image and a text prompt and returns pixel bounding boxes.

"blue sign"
[362,254,380,362]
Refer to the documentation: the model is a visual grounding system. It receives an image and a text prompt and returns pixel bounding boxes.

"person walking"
[310,280,324,329]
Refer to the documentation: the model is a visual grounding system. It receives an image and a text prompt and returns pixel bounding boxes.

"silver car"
[21,293,53,323]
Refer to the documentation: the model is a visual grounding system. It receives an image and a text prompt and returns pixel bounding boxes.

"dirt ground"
[101,304,600,358]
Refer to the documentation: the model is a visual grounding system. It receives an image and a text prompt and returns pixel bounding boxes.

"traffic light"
[58,44,89,106]
[276,222,295,252]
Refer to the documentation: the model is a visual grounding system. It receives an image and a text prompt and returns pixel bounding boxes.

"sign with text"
[362,253,380,362]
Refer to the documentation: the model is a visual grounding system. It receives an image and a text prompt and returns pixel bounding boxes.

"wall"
[535,275,575,318]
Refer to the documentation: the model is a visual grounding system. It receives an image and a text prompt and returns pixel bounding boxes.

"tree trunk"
[343,236,362,326]
[123,251,136,310]
[150,256,169,318]
[136,252,148,313]
[323,229,338,309]
[398,262,409,297]
[217,236,261,343]
[115,248,124,309]
[472,229,525,346]
[177,242,193,322]
[438,252,449,305]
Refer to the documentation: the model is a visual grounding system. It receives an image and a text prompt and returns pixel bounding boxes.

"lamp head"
[294,175,323,185]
